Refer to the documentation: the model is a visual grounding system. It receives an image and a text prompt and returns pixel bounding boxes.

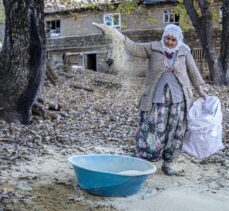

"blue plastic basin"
[68,154,157,197]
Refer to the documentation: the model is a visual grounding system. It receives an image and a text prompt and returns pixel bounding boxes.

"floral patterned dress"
[136,51,187,163]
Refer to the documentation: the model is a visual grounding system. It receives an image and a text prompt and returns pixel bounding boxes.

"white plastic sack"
[182,96,224,159]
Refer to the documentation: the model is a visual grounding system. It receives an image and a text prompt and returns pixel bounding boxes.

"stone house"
[45,0,222,77]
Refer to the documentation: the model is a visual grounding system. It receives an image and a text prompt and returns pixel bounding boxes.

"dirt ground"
[1,68,229,211]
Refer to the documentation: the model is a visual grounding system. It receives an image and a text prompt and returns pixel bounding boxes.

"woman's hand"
[92,22,125,41]
[197,86,208,98]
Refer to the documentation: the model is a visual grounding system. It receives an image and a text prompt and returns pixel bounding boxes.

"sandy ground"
[1,69,229,210]
[2,144,229,211]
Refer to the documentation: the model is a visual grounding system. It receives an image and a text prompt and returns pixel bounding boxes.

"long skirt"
[136,85,186,162]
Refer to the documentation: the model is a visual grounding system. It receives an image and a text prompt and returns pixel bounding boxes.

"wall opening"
[86,54,97,71]
[46,20,61,37]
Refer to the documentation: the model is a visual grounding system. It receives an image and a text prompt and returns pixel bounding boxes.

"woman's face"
[164,35,177,49]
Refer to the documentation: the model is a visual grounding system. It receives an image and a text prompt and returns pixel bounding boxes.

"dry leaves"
[0,69,229,173]
[1,67,229,209]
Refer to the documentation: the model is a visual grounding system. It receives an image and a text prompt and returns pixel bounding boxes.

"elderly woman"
[123,24,207,176]
[93,23,207,176]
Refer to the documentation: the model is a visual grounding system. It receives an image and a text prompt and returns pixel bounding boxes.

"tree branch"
[183,0,201,29]
[198,0,212,21]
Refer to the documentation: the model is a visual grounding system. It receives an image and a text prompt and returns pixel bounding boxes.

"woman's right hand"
[92,22,125,41]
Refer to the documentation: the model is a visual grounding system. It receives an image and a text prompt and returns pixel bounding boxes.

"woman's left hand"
[197,86,208,98]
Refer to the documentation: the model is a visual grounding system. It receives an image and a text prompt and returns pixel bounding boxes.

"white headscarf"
[161,24,190,53]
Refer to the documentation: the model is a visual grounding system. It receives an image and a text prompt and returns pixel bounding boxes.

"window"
[104,13,121,29]
[46,20,60,37]
[163,10,179,26]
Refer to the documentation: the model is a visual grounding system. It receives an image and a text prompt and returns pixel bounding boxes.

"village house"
[45,0,222,77]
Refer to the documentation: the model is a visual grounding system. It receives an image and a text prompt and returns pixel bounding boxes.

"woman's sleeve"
[124,36,151,59]
[185,51,205,88]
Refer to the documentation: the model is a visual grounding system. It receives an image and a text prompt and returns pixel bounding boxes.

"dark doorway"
[87,54,97,71]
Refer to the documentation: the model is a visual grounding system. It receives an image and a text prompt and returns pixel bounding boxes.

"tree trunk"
[0,0,45,124]
[220,0,229,85]
[183,0,224,84]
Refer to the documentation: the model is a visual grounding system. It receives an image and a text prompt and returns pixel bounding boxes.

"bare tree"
[183,0,229,85]
[183,0,223,84]
[0,0,45,124]
[220,0,229,84]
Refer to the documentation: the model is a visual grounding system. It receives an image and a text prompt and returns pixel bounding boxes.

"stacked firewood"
[32,63,61,119]
[46,63,59,85]
[32,97,62,117]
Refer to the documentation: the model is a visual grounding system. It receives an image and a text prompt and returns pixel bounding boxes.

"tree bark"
[0,0,45,124]
[220,0,229,85]
[183,0,224,84]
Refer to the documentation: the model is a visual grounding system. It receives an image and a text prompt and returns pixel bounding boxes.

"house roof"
[143,0,178,4]
[44,0,122,14]
[44,0,178,14]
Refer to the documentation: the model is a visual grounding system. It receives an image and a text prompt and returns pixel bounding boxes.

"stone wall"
[46,28,221,78]
[46,28,222,52]
[46,33,110,72]
[47,34,107,51]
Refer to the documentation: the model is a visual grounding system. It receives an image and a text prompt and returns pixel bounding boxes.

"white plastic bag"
[182,96,224,159]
